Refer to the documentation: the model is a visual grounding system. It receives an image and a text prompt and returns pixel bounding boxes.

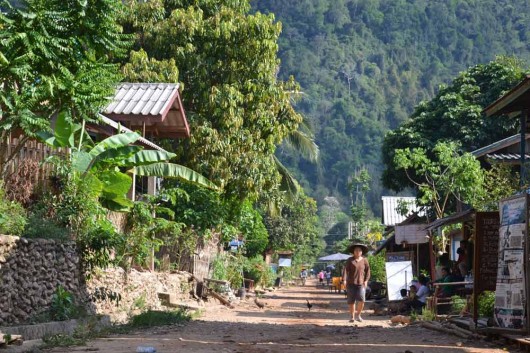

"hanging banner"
[395,224,429,244]
[494,196,527,330]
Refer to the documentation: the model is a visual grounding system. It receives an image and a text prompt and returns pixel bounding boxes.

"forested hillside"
[254,0,530,216]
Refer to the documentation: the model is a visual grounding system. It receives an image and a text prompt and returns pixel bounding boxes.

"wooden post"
[526,194,530,333]
[416,243,420,277]
[523,192,530,334]
[429,235,436,282]
[520,110,527,186]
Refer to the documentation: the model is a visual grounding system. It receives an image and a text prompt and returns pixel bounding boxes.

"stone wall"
[87,268,193,323]
[0,235,85,326]
[0,235,196,326]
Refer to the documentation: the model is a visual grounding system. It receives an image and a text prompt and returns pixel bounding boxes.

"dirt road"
[49,278,510,353]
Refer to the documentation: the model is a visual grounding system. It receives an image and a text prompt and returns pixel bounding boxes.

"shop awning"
[424,209,475,232]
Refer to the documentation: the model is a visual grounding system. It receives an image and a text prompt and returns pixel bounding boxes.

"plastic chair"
[330,277,341,293]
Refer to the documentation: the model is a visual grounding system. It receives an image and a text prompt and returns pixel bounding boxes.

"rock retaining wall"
[0,235,84,326]
[87,268,194,323]
[0,235,195,326]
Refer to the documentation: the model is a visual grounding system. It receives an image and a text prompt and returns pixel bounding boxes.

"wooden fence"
[1,137,67,204]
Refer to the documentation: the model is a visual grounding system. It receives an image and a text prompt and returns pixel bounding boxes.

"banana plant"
[39,112,218,211]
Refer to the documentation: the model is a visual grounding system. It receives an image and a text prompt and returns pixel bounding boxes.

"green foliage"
[42,333,86,348]
[243,256,275,287]
[0,185,26,235]
[158,183,227,237]
[235,200,269,258]
[478,291,495,318]
[255,0,530,216]
[122,202,163,267]
[119,200,187,270]
[40,115,215,214]
[122,49,179,83]
[77,219,123,274]
[419,306,436,321]
[393,141,484,218]
[262,191,322,265]
[349,168,372,239]
[121,0,303,200]
[50,286,77,321]
[23,208,70,241]
[134,163,218,191]
[0,0,129,178]
[132,294,147,311]
[130,310,190,328]
[25,166,122,274]
[473,164,521,211]
[211,253,244,289]
[367,253,386,283]
[383,57,526,192]
[450,295,467,315]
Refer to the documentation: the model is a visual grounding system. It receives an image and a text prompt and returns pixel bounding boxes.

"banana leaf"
[133,163,218,190]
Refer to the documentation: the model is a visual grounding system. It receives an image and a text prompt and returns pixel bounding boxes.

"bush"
[478,291,495,317]
[243,256,275,287]
[367,252,386,282]
[211,253,244,289]
[130,310,190,327]
[0,185,26,235]
[23,209,69,240]
[450,295,467,314]
[420,306,436,321]
[50,286,78,321]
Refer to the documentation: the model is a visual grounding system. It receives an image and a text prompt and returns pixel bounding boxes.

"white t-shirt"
[416,285,430,303]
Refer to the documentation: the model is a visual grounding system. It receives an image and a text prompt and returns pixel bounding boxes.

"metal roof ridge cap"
[156,85,180,121]
[98,114,167,152]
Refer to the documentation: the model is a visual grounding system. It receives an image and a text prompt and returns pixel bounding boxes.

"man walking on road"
[343,243,370,322]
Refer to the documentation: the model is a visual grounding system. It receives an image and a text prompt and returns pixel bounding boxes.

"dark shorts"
[347,284,365,304]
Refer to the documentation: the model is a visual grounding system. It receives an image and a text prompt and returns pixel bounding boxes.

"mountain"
[253,0,530,217]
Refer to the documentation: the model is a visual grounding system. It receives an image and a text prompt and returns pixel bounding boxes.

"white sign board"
[395,224,429,244]
[385,261,413,301]
[278,258,292,267]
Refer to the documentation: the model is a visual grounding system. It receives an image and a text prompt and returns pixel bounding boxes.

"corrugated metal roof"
[381,196,422,226]
[483,75,530,117]
[104,83,179,118]
[424,208,475,232]
[471,134,526,158]
[486,153,530,161]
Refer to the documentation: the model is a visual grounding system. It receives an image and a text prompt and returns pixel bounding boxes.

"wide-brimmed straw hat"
[347,243,369,255]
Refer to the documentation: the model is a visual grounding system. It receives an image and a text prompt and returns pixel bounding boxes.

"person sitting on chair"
[407,275,430,312]
[434,267,455,298]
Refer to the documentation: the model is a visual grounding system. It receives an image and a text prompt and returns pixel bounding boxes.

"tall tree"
[393,141,484,220]
[0,0,129,178]
[383,56,526,192]
[121,0,303,200]
[262,190,322,263]
[349,168,371,240]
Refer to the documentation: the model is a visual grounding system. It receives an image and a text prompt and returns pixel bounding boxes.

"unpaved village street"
[48,278,510,353]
